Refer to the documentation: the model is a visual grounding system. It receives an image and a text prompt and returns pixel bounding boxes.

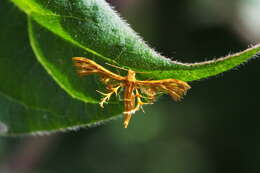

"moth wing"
[72,57,125,81]
[136,79,191,101]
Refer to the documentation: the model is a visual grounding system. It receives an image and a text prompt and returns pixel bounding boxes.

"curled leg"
[124,89,152,115]
[97,85,121,108]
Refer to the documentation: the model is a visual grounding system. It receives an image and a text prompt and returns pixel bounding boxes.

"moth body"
[72,57,191,128]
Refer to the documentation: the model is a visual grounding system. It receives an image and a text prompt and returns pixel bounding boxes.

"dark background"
[1,0,260,172]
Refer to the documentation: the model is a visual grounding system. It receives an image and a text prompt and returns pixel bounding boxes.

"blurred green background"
[1,0,260,172]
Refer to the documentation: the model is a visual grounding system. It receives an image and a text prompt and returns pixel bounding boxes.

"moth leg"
[124,89,152,114]
[117,93,125,102]
[134,89,146,113]
[96,85,121,108]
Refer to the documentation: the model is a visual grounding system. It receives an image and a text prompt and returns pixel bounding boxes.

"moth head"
[127,70,136,79]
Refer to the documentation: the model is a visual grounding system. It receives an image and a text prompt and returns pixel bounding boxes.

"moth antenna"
[105,63,129,71]
[114,50,125,61]
[135,71,150,74]
[106,63,150,74]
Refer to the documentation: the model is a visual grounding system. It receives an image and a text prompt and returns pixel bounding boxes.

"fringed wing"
[72,57,125,81]
[136,79,191,101]
[73,57,125,109]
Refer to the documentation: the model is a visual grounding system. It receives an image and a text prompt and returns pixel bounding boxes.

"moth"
[72,57,191,128]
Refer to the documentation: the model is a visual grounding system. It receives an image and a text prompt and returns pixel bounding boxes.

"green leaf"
[2,0,260,135]
[11,0,260,98]
[11,0,260,78]
[0,1,122,135]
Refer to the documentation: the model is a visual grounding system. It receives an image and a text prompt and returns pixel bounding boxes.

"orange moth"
[72,57,191,128]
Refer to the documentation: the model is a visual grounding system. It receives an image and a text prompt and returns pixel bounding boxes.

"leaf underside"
[10,0,259,101]
[0,0,259,135]
[0,1,122,135]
